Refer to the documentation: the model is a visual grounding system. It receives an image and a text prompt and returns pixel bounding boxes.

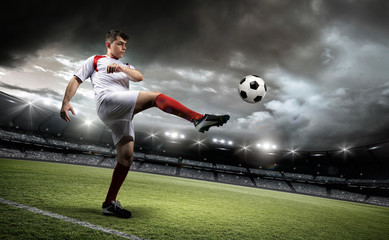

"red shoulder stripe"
[93,55,106,72]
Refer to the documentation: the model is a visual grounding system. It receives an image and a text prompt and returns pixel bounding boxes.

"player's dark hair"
[106,29,129,43]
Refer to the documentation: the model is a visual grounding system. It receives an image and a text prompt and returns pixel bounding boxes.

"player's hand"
[107,63,123,73]
[60,101,76,122]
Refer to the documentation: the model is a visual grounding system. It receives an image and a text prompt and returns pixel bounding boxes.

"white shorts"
[97,91,140,145]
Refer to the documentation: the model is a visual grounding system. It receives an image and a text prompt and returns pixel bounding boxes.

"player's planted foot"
[194,114,230,133]
[102,200,132,218]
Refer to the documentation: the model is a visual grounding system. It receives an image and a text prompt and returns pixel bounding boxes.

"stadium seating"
[179,168,215,181]
[181,159,213,169]
[253,178,292,191]
[331,189,366,202]
[136,162,177,175]
[291,182,327,197]
[217,172,254,186]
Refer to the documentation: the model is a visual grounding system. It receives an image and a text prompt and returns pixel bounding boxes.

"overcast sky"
[1,0,388,150]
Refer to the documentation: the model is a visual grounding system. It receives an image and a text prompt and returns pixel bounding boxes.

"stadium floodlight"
[242,146,249,151]
[212,138,234,146]
[164,131,186,140]
[171,132,178,139]
[340,146,349,152]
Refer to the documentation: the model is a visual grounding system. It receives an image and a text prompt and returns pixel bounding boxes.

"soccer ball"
[238,75,267,103]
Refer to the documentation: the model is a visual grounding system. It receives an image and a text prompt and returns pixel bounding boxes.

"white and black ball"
[238,75,267,103]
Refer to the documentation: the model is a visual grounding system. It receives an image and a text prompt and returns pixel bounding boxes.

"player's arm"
[106,63,143,82]
[60,76,82,122]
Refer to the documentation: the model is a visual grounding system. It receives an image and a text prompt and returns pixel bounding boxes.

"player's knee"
[152,91,162,105]
[152,91,161,97]
[119,153,133,166]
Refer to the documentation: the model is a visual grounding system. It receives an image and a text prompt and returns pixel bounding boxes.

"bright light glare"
[256,142,278,151]
[165,131,186,140]
[171,132,178,138]
[85,120,92,126]
[212,138,233,146]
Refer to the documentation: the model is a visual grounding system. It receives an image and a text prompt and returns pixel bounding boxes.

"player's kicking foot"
[193,114,230,133]
[102,200,132,218]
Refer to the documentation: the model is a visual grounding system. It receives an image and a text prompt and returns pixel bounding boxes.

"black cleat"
[102,200,132,218]
[193,114,230,133]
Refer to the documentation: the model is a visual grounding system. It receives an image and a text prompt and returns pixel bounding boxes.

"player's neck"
[106,52,120,60]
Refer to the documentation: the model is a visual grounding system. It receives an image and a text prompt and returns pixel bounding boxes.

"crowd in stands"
[0,128,388,207]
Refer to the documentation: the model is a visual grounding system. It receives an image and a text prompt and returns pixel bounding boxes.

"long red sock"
[154,94,204,122]
[104,161,130,204]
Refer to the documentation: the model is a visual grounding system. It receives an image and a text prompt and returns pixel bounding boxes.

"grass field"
[1,159,388,240]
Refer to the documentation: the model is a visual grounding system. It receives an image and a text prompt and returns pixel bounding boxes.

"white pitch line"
[0,198,146,240]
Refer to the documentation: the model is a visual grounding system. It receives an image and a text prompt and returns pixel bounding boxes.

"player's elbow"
[135,73,143,82]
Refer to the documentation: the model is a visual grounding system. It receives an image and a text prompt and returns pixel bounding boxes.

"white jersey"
[74,55,136,109]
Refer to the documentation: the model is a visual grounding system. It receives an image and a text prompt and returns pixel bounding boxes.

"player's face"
[109,36,127,59]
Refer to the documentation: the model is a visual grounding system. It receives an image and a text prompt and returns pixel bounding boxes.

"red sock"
[154,94,204,122]
[104,161,130,205]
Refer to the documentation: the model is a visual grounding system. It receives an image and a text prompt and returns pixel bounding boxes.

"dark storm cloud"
[3,0,387,78]
[2,0,388,68]
[0,82,60,99]
[1,0,199,67]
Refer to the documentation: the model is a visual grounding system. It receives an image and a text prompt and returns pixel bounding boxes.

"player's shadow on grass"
[58,205,158,219]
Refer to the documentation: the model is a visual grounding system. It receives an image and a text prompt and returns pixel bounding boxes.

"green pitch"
[1,159,388,240]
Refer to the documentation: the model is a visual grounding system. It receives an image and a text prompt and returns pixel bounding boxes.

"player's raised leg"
[134,91,230,132]
[102,136,133,218]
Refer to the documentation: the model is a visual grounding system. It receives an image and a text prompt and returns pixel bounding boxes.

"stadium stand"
[249,168,284,178]
[331,189,366,202]
[217,173,254,186]
[179,168,215,181]
[181,159,213,169]
[282,172,314,182]
[215,164,248,173]
[136,162,177,175]
[253,178,292,192]
[291,182,327,197]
